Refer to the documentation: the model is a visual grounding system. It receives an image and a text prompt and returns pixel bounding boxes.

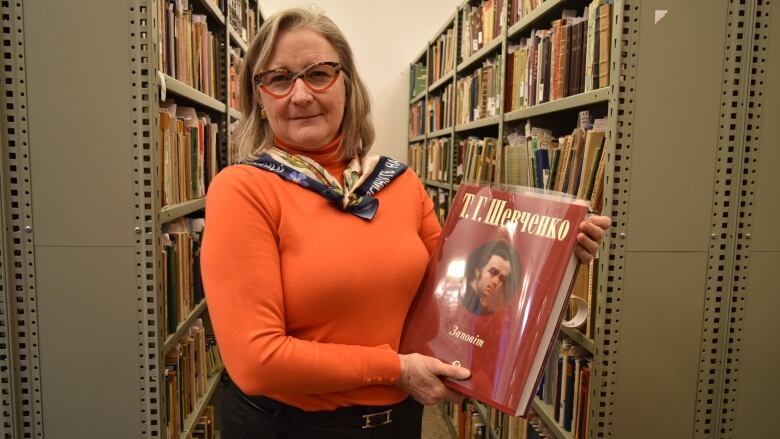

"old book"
[400,184,588,416]
[576,129,606,199]
[598,3,612,88]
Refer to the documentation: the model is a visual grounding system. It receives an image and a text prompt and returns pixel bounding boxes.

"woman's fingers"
[575,216,612,263]
[396,354,470,405]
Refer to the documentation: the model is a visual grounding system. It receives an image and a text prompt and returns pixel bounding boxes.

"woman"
[201,8,610,439]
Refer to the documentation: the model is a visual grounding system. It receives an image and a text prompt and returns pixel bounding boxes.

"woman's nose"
[290,78,313,104]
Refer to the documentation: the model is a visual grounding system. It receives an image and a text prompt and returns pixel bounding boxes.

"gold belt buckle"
[361,409,392,429]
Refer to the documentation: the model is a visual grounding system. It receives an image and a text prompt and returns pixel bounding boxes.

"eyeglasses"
[254,62,343,98]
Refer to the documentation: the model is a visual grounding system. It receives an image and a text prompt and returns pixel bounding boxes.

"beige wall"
[259,0,462,162]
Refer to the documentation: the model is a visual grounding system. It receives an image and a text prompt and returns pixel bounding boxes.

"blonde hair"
[233,7,375,162]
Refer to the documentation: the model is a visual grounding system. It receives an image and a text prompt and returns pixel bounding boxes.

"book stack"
[502,114,608,212]
[162,219,205,335]
[425,187,450,224]
[536,338,592,438]
[456,55,503,125]
[410,100,426,137]
[459,136,500,183]
[159,103,219,207]
[509,0,546,27]
[190,405,217,439]
[164,319,222,439]
[157,0,221,98]
[429,26,457,83]
[228,0,247,39]
[427,83,454,132]
[460,0,507,61]
[505,1,612,112]
[408,141,426,178]
[411,62,428,98]
[426,138,452,182]
[229,47,243,111]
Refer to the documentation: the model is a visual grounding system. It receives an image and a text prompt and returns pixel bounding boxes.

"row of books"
[425,187,451,224]
[408,141,425,178]
[411,62,428,98]
[426,137,453,182]
[428,83,455,132]
[229,47,244,111]
[410,100,426,137]
[461,0,507,61]
[414,113,608,214]
[165,319,223,439]
[429,26,457,84]
[157,0,222,99]
[537,338,591,439]
[505,1,612,111]
[509,0,546,27]
[503,114,607,212]
[188,405,217,439]
[228,0,257,42]
[162,218,205,335]
[160,102,219,207]
[456,54,503,125]
[459,136,500,183]
[441,399,554,439]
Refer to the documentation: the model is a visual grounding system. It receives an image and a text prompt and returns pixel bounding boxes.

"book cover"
[400,183,589,416]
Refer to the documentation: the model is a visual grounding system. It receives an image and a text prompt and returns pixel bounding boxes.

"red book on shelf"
[400,183,588,417]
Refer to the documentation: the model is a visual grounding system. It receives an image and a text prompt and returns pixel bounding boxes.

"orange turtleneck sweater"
[200,138,442,411]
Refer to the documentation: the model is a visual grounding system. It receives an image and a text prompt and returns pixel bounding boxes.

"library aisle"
[1,1,778,439]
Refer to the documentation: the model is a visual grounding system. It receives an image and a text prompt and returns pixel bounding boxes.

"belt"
[225,373,417,430]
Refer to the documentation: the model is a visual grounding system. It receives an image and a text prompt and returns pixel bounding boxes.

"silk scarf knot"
[241,146,407,221]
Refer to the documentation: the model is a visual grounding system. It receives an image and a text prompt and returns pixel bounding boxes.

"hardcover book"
[400,183,588,416]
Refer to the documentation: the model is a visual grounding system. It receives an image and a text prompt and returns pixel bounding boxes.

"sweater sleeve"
[200,167,401,396]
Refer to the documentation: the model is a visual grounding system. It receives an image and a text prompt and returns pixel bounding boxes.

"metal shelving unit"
[0,1,264,437]
[180,370,225,439]
[454,115,501,132]
[425,180,451,190]
[532,398,573,439]
[429,70,455,92]
[503,87,610,122]
[429,127,454,138]
[160,198,207,224]
[457,37,504,73]
[162,299,209,354]
[405,2,779,439]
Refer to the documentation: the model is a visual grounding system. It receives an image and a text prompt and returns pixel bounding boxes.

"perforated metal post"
[0,1,44,438]
[690,1,765,437]
[714,1,772,438]
[0,138,13,439]
[130,1,163,437]
[590,0,635,437]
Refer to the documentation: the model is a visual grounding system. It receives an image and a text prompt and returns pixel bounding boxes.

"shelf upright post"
[1,2,44,438]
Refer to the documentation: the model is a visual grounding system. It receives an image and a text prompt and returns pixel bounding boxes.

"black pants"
[219,375,424,438]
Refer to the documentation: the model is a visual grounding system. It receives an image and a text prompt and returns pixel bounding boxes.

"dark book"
[400,184,589,416]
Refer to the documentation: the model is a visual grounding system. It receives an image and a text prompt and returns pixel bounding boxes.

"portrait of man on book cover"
[459,240,522,316]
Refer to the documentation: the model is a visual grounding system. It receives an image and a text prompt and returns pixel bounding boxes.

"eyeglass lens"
[260,63,340,95]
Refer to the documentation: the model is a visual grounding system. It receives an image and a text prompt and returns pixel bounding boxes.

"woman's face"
[258,28,346,150]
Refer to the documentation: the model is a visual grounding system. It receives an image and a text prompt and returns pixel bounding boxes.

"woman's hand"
[575,215,612,264]
[395,353,470,405]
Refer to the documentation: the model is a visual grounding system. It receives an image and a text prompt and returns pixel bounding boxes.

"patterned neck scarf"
[241,145,407,221]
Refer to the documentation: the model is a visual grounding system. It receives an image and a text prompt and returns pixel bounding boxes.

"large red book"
[400,183,589,416]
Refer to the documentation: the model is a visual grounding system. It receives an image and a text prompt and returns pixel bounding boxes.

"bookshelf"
[408,1,779,439]
[0,1,262,437]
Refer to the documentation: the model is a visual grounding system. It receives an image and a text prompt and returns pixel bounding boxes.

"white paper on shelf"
[561,296,588,329]
[158,70,167,101]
